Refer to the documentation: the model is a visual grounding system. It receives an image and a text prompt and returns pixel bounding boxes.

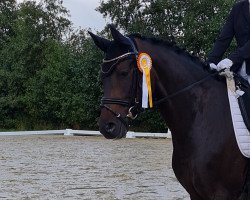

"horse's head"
[89,26,141,139]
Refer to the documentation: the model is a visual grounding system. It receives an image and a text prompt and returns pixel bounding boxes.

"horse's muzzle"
[99,119,128,139]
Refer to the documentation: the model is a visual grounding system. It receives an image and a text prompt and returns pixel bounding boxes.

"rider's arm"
[207,6,236,64]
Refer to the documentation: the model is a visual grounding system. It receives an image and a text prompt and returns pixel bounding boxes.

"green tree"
[0,0,104,130]
[25,32,102,129]
[0,0,72,129]
[98,0,235,57]
[0,0,17,47]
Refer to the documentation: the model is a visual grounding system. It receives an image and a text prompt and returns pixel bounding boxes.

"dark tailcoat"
[208,0,250,74]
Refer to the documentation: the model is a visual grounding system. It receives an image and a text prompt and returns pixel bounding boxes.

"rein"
[154,71,219,106]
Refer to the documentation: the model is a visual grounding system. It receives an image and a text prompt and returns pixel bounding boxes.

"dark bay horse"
[89,26,249,199]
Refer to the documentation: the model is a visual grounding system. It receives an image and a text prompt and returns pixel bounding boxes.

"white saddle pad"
[226,75,250,158]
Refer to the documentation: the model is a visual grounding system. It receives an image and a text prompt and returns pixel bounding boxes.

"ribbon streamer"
[137,53,153,108]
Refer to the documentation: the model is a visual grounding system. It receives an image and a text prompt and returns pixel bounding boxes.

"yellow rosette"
[137,53,153,108]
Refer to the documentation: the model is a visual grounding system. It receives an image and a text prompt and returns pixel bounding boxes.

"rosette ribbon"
[137,53,153,108]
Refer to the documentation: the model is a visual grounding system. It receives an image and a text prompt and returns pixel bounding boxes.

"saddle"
[235,74,250,131]
[225,72,250,157]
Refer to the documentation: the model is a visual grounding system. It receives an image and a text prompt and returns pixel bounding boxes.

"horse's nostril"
[105,122,116,133]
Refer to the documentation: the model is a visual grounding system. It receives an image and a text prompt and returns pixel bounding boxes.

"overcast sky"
[63,0,107,31]
[17,0,107,32]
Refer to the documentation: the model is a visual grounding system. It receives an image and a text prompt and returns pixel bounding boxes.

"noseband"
[100,37,141,127]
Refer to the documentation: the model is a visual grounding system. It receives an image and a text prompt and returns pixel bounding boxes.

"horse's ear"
[88,31,111,52]
[109,24,130,46]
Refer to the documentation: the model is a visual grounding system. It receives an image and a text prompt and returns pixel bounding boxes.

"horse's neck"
[153,51,203,134]
[136,39,217,138]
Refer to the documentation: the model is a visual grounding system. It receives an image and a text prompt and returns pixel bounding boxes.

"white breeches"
[238,61,250,84]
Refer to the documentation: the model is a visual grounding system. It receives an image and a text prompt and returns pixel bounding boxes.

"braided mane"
[130,33,207,69]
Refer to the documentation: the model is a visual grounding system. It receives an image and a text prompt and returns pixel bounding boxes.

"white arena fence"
[0,129,172,139]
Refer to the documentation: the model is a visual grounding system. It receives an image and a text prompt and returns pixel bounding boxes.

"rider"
[207,0,250,83]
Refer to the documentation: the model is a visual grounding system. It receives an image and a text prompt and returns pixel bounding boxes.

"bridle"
[100,37,141,127]
[100,37,220,127]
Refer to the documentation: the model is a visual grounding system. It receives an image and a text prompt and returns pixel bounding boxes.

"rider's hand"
[209,63,218,70]
[217,58,233,71]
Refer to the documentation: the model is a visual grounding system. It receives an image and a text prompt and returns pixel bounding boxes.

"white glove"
[217,58,233,71]
[209,63,218,70]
